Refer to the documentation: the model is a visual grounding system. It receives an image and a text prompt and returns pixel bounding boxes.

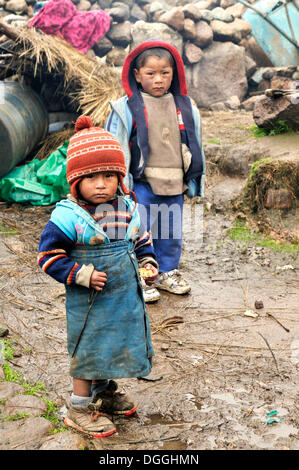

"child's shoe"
[155,269,191,294]
[92,380,138,416]
[64,399,117,438]
[141,277,160,303]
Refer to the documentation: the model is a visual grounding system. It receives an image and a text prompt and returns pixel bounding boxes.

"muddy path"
[0,110,298,450]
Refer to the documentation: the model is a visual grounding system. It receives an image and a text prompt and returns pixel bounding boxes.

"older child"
[38,116,158,438]
[105,40,205,303]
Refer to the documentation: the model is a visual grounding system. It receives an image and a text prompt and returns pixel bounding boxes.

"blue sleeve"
[38,221,81,285]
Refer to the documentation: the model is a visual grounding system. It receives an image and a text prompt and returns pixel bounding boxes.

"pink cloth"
[30,0,111,53]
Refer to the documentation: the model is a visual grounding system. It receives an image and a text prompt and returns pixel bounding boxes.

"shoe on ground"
[92,380,138,416]
[64,399,116,438]
[155,269,191,295]
[141,277,160,303]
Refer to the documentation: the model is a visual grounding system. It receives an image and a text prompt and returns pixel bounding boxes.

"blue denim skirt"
[65,240,153,380]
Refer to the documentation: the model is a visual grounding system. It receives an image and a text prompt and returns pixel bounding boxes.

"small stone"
[254,300,264,309]
[161,343,169,351]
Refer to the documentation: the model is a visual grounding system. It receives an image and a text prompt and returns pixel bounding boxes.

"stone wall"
[0,0,298,109]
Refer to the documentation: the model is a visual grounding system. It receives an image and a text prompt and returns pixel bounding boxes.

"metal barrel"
[0,81,49,177]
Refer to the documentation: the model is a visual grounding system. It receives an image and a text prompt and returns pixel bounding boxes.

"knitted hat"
[67,115,129,199]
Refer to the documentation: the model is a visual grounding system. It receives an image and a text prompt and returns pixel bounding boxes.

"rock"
[4,394,48,417]
[106,46,127,66]
[182,18,196,41]
[210,19,242,43]
[209,101,226,111]
[39,431,87,450]
[262,68,275,80]
[211,7,234,22]
[199,9,215,23]
[218,144,262,177]
[148,1,165,16]
[0,417,54,450]
[130,3,147,22]
[159,7,185,32]
[185,41,248,108]
[253,94,299,131]
[90,3,101,10]
[254,300,264,309]
[0,382,24,400]
[182,4,202,21]
[241,95,262,111]
[108,3,130,22]
[245,55,257,78]
[2,13,28,24]
[77,0,91,11]
[98,0,112,7]
[107,20,132,47]
[131,21,183,55]
[224,95,240,110]
[226,2,246,18]
[5,0,27,13]
[232,18,252,38]
[264,188,293,210]
[93,36,113,57]
[184,42,203,64]
[193,20,213,48]
[194,0,218,9]
[275,66,297,78]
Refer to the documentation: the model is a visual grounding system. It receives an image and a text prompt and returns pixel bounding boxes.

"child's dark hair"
[135,47,174,70]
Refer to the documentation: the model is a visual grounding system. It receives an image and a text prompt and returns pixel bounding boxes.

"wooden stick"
[258,332,281,378]
[266,312,290,333]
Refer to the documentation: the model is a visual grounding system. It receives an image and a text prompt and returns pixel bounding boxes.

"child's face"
[134,55,173,97]
[79,172,118,204]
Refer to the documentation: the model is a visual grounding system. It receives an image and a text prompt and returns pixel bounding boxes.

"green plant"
[227,219,299,254]
[0,223,17,235]
[2,412,29,421]
[1,340,64,431]
[250,120,299,138]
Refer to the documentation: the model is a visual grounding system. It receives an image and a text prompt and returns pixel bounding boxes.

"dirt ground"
[0,110,298,451]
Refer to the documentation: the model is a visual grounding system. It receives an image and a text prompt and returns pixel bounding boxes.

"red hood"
[121,40,188,98]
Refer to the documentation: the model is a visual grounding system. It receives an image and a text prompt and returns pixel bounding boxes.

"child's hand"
[141,263,159,286]
[90,270,107,291]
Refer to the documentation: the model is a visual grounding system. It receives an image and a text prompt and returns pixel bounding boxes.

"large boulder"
[185,41,248,108]
[131,20,183,54]
[253,94,299,131]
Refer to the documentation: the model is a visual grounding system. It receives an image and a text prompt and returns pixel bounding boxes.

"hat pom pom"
[75,115,93,132]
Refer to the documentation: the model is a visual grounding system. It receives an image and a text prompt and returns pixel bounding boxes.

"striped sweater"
[38,196,157,287]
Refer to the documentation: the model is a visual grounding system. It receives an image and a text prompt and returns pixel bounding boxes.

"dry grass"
[34,128,75,160]
[4,26,124,127]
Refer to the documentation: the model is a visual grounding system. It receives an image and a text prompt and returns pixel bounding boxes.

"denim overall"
[60,199,154,380]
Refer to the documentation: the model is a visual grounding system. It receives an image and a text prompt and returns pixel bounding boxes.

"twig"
[258,332,281,378]
[266,312,290,333]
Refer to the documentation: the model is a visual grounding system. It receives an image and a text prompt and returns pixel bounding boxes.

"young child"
[105,40,205,303]
[38,115,158,438]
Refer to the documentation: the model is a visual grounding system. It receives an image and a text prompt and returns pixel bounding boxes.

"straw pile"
[240,159,299,213]
[1,24,124,127]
